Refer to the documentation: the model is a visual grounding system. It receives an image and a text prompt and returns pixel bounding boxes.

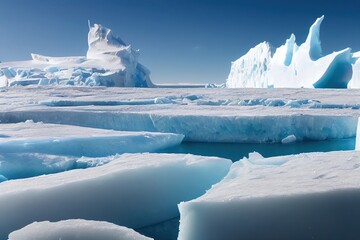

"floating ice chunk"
[227,16,353,88]
[8,219,152,240]
[154,97,172,104]
[178,151,360,240]
[281,134,297,144]
[0,153,232,239]
[0,122,184,157]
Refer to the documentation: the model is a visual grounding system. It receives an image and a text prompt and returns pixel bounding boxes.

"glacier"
[178,151,360,240]
[227,16,353,88]
[0,121,184,157]
[8,219,152,240]
[0,23,153,87]
[0,153,231,239]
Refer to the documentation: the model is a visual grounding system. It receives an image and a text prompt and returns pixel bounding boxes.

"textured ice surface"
[178,151,360,240]
[0,23,152,87]
[8,219,152,240]
[0,87,359,143]
[227,16,353,88]
[0,153,231,239]
[0,121,184,157]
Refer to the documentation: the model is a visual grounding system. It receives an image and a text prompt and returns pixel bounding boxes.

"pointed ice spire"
[283,34,296,66]
[304,15,324,61]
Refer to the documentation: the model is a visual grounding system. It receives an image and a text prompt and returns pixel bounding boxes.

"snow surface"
[178,151,360,240]
[8,219,152,240]
[0,86,359,143]
[0,121,184,157]
[227,16,353,88]
[0,153,231,239]
[0,23,152,87]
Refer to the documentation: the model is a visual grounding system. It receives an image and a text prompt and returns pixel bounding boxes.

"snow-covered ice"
[178,151,360,240]
[0,153,231,239]
[8,219,152,240]
[227,16,353,88]
[1,87,358,143]
[0,121,184,157]
[0,23,152,87]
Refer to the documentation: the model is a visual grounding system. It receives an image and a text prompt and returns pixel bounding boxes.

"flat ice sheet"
[8,219,152,240]
[178,151,360,240]
[0,87,359,143]
[0,121,184,156]
[0,153,232,239]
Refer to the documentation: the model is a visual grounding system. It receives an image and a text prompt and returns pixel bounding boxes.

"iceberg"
[178,151,360,240]
[348,51,360,88]
[8,219,152,240]
[0,153,232,239]
[0,121,184,157]
[227,16,353,88]
[0,23,153,87]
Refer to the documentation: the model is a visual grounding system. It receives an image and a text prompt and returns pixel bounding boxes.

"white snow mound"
[8,219,152,240]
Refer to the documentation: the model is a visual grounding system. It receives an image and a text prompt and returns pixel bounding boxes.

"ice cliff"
[227,16,354,88]
[0,23,153,87]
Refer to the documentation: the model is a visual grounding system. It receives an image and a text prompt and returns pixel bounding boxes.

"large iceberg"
[8,219,152,240]
[227,16,353,88]
[178,151,360,240]
[0,23,153,87]
[0,153,231,239]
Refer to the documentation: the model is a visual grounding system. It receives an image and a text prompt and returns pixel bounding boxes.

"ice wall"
[0,23,153,87]
[227,16,353,88]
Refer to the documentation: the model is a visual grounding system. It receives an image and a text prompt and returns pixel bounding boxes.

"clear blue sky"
[0,0,359,84]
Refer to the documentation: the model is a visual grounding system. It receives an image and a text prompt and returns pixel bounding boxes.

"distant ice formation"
[8,219,152,240]
[227,16,354,88]
[0,23,153,87]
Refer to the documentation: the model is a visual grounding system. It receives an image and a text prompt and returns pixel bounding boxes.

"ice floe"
[0,153,231,239]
